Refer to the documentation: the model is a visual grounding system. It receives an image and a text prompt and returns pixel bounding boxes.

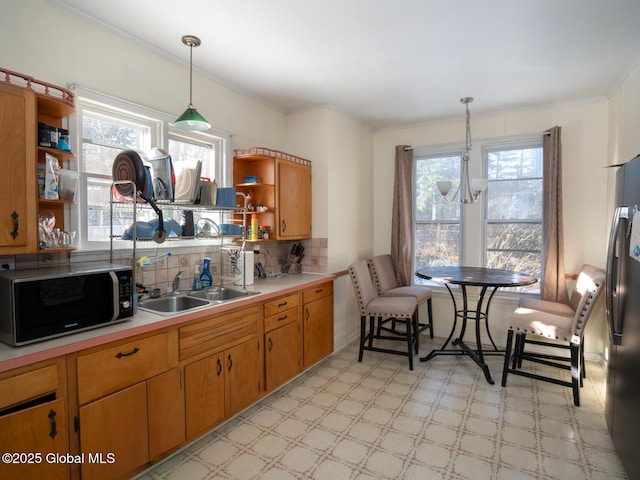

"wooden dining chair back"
[349,259,419,369]
[368,254,434,340]
[501,264,606,406]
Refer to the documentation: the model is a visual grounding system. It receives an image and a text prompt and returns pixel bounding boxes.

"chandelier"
[437,97,488,204]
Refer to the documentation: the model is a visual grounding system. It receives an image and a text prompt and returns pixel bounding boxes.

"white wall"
[372,100,610,356]
[286,108,373,349]
[1,0,287,151]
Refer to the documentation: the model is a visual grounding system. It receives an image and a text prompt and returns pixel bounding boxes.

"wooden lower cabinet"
[147,368,185,460]
[184,353,225,439]
[265,319,301,392]
[0,358,68,480]
[184,339,261,440]
[79,383,148,480]
[225,339,261,417]
[0,398,68,480]
[303,282,334,368]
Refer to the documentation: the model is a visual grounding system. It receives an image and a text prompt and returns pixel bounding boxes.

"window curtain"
[541,126,569,303]
[391,145,414,286]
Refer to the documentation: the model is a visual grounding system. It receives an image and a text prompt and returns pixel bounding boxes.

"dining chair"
[368,254,434,348]
[348,259,419,370]
[501,264,606,406]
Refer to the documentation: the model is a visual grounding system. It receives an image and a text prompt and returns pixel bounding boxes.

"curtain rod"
[403,131,551,151]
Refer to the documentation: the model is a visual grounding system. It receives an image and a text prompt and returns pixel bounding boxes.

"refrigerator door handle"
[606,206,628,346]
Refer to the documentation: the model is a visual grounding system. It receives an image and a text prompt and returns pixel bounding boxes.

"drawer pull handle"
[268,337,273,352]
[278,315,288,322]
[115,347,140,358]
[315,288,323,293]
[48,409,58,440]
[216,358,222,377]
[228,354,233,371]
[10,211,19,239]
[306,308,310,321]
[278,301,288,307]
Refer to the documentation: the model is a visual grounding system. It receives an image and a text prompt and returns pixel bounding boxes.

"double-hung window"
[71,89,228,250]
[414,136,542,294]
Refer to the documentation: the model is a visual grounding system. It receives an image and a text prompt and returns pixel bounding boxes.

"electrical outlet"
[0,257,15,270]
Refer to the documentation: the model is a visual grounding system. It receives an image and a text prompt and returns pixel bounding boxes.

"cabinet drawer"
[0,364,58,411]
[179,306,258,360]
[303,282,333,304]
[77,333,169,405]
[264,307,299,333]
[264,293,299,317]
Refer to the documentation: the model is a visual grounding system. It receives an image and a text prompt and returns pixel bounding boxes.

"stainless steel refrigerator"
[606,154,640,480]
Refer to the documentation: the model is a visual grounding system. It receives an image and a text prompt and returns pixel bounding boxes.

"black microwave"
[0,263,133,346]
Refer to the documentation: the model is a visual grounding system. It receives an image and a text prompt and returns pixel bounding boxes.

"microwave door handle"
[606,206,628,346]
[109,270,119,322]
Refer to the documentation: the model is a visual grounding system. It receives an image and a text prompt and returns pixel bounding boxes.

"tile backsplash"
[4,238,328,294]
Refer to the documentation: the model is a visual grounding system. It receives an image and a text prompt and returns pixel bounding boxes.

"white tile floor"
[136,336,628,480]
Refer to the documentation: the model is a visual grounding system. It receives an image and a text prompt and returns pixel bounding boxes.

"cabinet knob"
[216,358,222,377]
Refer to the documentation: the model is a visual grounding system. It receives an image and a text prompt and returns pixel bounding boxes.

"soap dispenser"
[200,257,213,288]
[193,264,202,291]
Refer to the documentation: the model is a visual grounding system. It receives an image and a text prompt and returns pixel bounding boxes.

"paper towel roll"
[235,251,254,286]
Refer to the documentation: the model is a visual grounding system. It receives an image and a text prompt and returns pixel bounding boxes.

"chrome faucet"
[173,270,184,293]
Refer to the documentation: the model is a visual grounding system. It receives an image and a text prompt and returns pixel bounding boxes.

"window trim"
[68,85,232,252]
[413,133,544,294]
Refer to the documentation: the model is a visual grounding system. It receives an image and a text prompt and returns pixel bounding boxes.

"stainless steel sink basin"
[138,295,210,315]
[186,287,259,302]
[138,287,259,315]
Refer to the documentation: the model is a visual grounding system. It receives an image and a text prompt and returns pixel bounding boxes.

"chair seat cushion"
[519,297,575,316]
[383,286,432,304]
[366,296,417,318]
[509,307,574,341]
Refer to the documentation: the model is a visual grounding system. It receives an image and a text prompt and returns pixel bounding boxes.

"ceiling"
[54,0,640,129]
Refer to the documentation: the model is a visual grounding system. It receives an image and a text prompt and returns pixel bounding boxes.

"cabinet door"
[0,399,67,480]
[277,160,311,239]
[184,353,225,440]
[265,321,301,391]
[0,83,36,253]
[304,294,334,368]
[225,340,261,416]
[79,382,149,480]
[147,368,185,459]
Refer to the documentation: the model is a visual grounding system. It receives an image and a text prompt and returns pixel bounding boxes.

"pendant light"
[174,35,211,131]
[437,97,488,204]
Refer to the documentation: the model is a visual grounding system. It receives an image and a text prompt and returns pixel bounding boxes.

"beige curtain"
[542,126,569,303]
[391,145,414,286]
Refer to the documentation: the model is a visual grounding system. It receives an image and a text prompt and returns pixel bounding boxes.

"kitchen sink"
[138,295,210,315]
[138,287,260,315]
[185,287,260,303]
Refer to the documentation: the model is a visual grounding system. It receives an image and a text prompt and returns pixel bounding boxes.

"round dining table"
[416,266,537,384]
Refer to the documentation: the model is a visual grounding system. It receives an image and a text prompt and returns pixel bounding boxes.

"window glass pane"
[415,155,461,221]
[82,111,150,175]
[169,137,215,180]
[487,178,542,220]
[415,223,460,267]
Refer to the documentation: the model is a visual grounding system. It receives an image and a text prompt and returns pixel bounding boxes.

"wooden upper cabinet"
[0,69,75,254]
[0,83,37,253]
[233,147,312,241]
[276,159,311,239]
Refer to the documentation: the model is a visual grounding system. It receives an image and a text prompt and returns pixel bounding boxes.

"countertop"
[0,273,335,373]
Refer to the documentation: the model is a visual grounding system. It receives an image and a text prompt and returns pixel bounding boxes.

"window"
[414,136,542,294]
[415,152,462,267]
[485,144,542,291]
[71,89,229,249]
